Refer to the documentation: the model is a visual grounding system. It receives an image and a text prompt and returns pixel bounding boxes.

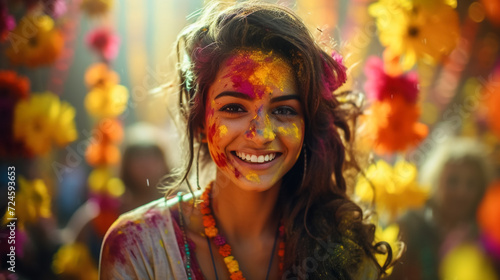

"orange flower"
[218,244,232,257]
[482,71,500,138]
[84,63,120,88]
[205,226,218,238]
[362,95,428,154]
[477,181,500,247]
[95,119,123,143]
[85,141,120,166]
[6,14,64,67]
[278,241,285,257]
[0,71,30,157]
[230,271,245,280]
[203,215,216,228]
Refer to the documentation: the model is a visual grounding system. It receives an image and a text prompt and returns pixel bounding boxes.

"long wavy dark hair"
[172,1,393,278]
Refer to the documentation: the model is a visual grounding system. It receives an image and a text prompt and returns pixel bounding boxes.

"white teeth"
[235,152,277,163]
[258,155,264,163]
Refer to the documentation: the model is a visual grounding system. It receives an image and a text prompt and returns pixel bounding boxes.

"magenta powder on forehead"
[222,50,294,99]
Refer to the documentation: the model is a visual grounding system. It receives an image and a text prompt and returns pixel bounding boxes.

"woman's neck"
[211,175,281,242]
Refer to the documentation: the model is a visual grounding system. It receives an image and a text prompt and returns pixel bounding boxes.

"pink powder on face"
[223,50,294,100]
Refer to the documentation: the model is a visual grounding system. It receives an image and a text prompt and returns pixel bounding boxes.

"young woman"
[99,2,392,279]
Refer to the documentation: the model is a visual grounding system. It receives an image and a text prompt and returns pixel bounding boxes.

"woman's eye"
[273,106,298,116]
[219,104,246,113]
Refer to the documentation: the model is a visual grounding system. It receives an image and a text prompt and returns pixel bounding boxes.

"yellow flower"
[355,160,430,220]
[370,0,459,69]
[52,243,98,280]
[440,243,498,280]
[5,14,64,68]
[224,256,240,274]
[80,0,113,17]
[88,168,125,197]
[374,224,403,275]
[14,92,78,155]
[85,84,129,118]
[3,177,51,229]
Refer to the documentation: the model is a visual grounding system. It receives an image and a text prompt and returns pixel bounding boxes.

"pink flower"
[321,51,347,99]
[364,56,419,103]
[214,234,226,246]
[43,0,67,18]
[86,27,120,61]
[0,3,15,42]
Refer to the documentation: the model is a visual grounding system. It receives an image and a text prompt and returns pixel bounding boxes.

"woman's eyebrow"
[215,91,252,100]
[270,95,300,103]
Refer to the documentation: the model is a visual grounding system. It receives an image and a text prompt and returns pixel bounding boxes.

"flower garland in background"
[1,1,77,279]
[51,1,127,278]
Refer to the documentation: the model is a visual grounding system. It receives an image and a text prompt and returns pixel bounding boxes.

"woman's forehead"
[210,49,297,99]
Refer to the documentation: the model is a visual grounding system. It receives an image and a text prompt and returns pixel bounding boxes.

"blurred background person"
[388,137,498,280]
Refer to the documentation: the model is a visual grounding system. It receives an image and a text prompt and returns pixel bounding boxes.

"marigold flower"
[205,226,218,238]
[362,94,428,154]
[13,92,77,155]
[355,160,430,220]
[85,141,121,166]
[0,71,30,157]
[224,256,240,273]
[374,224,402,275]
[52,243,99,280]
[6,14,64,67]
[218,244,232,257]
[203,215,216,228]
[482,70,500,138]
[84,84,129,118]
[84,63,120,88]
[2,177,51,229]
[477,181,500,251]
[230,271,245,280]
[370,0,459,69]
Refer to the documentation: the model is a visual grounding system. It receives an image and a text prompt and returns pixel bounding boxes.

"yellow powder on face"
[245,172,260,183]
[159,240,164,248]
[278,123,300,139]
[262,114,276,140]
[218,125,228,136]
[247,51,293,93]
[229,50,295,98]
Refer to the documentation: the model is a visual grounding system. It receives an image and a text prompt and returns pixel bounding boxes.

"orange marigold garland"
[200,183,285,279]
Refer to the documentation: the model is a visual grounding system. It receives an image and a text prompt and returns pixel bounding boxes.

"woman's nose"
[245,112,276,144]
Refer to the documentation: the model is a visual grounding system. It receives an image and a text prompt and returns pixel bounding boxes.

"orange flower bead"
[203,215,216,227]
[230,271,246,280]
[218,244,232,257]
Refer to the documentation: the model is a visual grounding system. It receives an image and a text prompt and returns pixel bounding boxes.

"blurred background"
[1,0,499,279]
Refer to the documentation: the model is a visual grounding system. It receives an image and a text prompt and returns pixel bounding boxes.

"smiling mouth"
[233,151,280,163]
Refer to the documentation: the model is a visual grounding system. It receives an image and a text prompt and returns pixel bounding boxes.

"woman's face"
[435,160,484,222]
[203,50,305,191]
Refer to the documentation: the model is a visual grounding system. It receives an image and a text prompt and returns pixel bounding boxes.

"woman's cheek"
[207,116,229,168]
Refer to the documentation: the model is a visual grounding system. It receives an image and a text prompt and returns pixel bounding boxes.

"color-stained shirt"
[99,197,203,280]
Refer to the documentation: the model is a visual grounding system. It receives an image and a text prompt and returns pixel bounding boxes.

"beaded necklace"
[199,182,285,280]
